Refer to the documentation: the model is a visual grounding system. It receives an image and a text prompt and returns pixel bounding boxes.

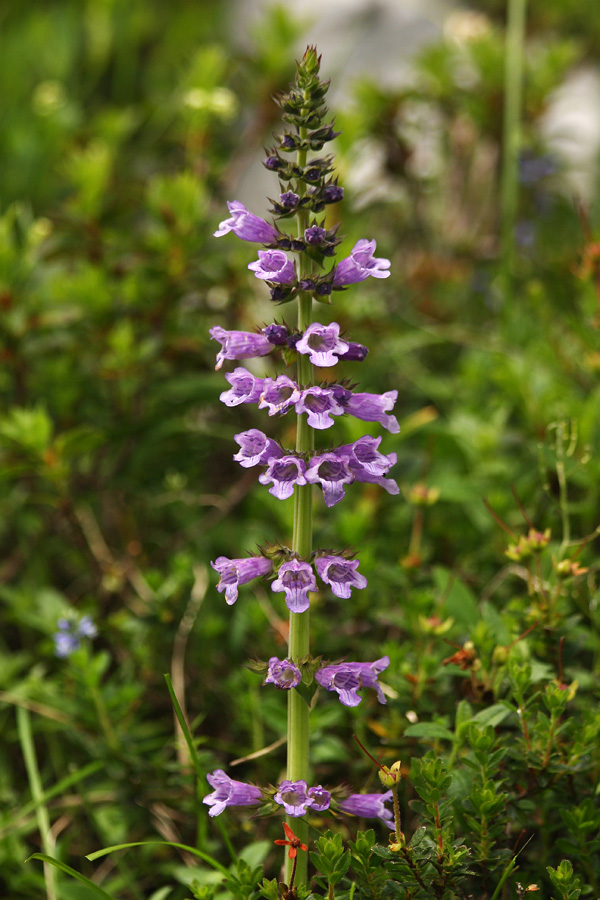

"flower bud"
[378,760,402,788]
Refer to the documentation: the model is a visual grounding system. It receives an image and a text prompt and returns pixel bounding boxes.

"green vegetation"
[2,2,600,898]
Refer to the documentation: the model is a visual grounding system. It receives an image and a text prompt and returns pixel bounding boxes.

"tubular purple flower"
[220,367,265,407]
[272,559,317,614]
[274,780,314,817]
[333,239,391,286]
[259,455,307,500]
[214,201,279,243]
[210,326,274,371]
[264,657,302,689]
[338,791,394,828]
[295,322,349,367]
[295,386,345,430]
[233,429,284,468]
[344,435,394,477]
[259,375,301,416]
[248,249,296,284]
[337,341,369,362]
[305,452,354,507]
[315,657,390,707]
[342,390,400,433]
[304,226,326,245]
[315,556,367,599]
[203,769,263,817]
[308,785,331,811]
[211,556,273,605]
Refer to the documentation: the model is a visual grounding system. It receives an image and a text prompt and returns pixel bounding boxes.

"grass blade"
[26,853,117,900]
[85,839,230,876]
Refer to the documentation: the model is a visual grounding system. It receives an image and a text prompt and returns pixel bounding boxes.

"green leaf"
[433,566,479,628]
[85,841,229,877]
[26,854,117,900]
[404,722,455,741]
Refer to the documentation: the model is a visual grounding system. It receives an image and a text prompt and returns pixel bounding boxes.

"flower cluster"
[54,615,97,658]
[211,551,367,612]
[205,47,398,850]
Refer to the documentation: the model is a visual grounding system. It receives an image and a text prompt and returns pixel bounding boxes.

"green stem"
[17,707,57,900]
[285,136,313,887]
[501,0,527,278]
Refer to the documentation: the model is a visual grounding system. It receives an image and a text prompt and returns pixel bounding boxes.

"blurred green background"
[2,1,600,898]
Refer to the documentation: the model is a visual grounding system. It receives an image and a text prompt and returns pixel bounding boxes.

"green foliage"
[2,1,600,899]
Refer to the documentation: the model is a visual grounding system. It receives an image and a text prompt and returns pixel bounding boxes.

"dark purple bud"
[291,240,305,252]
[316,282,332,296]
[338,342,369,362]
[331,385,352,403]
[323,185,344,203]
[281,134,296,150]
[262,323,289,345]
[299,278,316,292]
[304,168,321,183]
[287,333,302,350]
[280,191,300,209]
[277,238,292,250]
[305,226,326,245]
[270,286,290,302]
[322,245,337,257]
[265,155,283,170]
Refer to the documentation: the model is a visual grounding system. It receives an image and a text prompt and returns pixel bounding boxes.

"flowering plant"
[207,47,397,885]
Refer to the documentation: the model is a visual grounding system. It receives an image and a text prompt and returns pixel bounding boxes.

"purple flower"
[338,791,394,828]
[333,239,391,286]
[264,657,302,689]
[259,375,301,416]
[315,657,389,707]
[315,556,367,599]
[344,436,399,495]
[262,323,289,345]
[220,367,265,407]
[53,615,97,658]
[322,184,344,203]
[233,429,284,468]
[274,780,313,817]
[295,386,344,430]
[203,769,263,817]
[209,326,274,371]
[295,322,349,367]
[259,456,307,500]
[211,556,273,605]
[248,250,296,284]
[338,341,369,362]
[280,191,300,209]
[214,201,278,243]
[308,785,331,811]
[305,451,354,507]
[272,559,317,614]
[342,390,400,433]
[305,226,326,245]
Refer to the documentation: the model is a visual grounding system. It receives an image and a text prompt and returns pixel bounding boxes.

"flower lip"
[295,322,349,367]
[333,239,391,286]
[271,558,317,613]
[248,249,296,284]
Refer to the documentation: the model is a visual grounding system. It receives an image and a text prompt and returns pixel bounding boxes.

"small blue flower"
[53,616,97,658]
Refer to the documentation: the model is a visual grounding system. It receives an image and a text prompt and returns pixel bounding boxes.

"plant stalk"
[286,134,313,886]
[501,0,527,277]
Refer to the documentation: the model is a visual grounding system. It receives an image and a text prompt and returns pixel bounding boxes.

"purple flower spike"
[220,367,265,407]
[308,785,331,811]
[259,456,307,500]
[272,559,317,614]
[211,556,273,605]
[333,239,391,286]
[264,657,302,689]
[315,556,367,599]
[214,201,279,243]
[315,657,390,707]
[233,429,284,468]
[295,386,345,430]
[248,249,296,284]
[305,452,354,507]
[274,780,313,817]
[203,769,263,817]
[259,375,301,416]
[295,322,349,367]
[338,791,394,828]
[210,326,274,370]
[343,390,400,433]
